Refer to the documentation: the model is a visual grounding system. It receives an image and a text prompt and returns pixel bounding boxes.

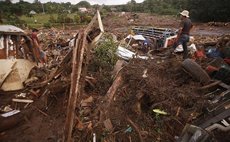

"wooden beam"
[63,31,84,142]
[63,11,102,142]
[12,98,34,103]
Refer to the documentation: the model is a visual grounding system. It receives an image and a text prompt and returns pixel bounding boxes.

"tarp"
[116,46,150,60]
[126,35,146,41]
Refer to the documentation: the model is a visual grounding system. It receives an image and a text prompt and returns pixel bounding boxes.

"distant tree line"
[114,0,230,22]
[187,0,230,22]
[0,0,92,16]
[0,0,229,24]
[0,0,93,25]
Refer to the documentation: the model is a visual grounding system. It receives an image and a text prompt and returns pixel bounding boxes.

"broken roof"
[0,25,25,34]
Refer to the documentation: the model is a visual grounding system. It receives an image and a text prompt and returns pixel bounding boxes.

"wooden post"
[63,31,84,142]
[3,35,7,59]
[63,11,101,142]
[15,35,19,59]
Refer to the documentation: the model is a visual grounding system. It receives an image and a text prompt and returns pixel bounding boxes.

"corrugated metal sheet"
[0,25,24,33]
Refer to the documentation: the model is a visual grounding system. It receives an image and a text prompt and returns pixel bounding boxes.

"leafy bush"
[94,34,118,69]
[74,14,81,23]
[56,14,73,23]
[88,34,118,94]
[43,22,52,28]
[5,14,26,26]
[187,0,230,22]
[56,14,66,23]
[80,14,92,24]
[49,15,56,23]
[65,17,73,23]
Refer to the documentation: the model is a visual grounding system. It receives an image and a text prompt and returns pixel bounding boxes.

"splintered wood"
[63,31,85,142]
[63,10,100,142]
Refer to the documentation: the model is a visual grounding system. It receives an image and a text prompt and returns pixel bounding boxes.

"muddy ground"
[0,12,230,142]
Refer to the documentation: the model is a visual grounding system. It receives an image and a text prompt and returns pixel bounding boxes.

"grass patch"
[20,13,79,28]
[20,14,52,24]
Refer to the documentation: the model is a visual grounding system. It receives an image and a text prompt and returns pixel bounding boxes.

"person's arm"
[188,23,194,34]
[33,39,40,50]
[175,21,184,42]
[177,20,184,36]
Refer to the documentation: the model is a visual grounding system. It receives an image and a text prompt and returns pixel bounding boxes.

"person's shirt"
[180,18,193,35]
[30,32,39,44]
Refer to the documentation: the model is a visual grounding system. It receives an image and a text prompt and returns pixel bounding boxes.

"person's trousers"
[174,34,190,59]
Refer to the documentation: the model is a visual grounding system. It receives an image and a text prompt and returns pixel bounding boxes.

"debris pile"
[0,11,230,142]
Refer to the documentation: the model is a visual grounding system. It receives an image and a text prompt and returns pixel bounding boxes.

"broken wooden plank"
[63,10,103,142]
[103,119,113,132]
[99,71,123,122]
[197,80,221,91]
[12,98,33,103]
[0,61,16,88]
[127,116,144,142]
[106,73,123,105]
[63,30,87,142]
[1,110,20,118]
[34,106,48,117]
[219,82,230,90]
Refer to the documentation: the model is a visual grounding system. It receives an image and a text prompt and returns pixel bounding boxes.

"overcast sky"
[12,0,145,5]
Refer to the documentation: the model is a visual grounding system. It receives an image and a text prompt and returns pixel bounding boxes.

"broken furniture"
[0,25,36,91]
[195,81,230,133]
[177,124,215,142]
[182,58,230,135]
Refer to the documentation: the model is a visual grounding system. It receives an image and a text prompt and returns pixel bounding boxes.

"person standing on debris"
[174,10,193,59]
[30,28,47,65]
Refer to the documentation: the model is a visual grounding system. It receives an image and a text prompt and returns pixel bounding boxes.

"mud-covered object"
[177,124,216,142]
[205,47,224,58]
[222,47,230,58]
[182,59,211,84]
[213,64,230,84]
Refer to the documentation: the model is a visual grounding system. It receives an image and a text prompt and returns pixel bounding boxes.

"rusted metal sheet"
[0,59,36,91]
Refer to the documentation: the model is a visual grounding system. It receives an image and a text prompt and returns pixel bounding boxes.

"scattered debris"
[0,11,230,142]
[12,99,33,103]
[1,110,20,118]
[153,109,168,115]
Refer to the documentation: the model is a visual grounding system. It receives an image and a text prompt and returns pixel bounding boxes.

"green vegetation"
[94,34,118,69]
[115,0,230,22]
[20,14,51,24]
[18,13,92,28]
[88,34,118,94]
[0,0,94,27]
[187,0,230,22]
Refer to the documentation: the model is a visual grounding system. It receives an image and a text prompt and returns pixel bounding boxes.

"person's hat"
[32,28,39,32]
[180,10,189,17]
